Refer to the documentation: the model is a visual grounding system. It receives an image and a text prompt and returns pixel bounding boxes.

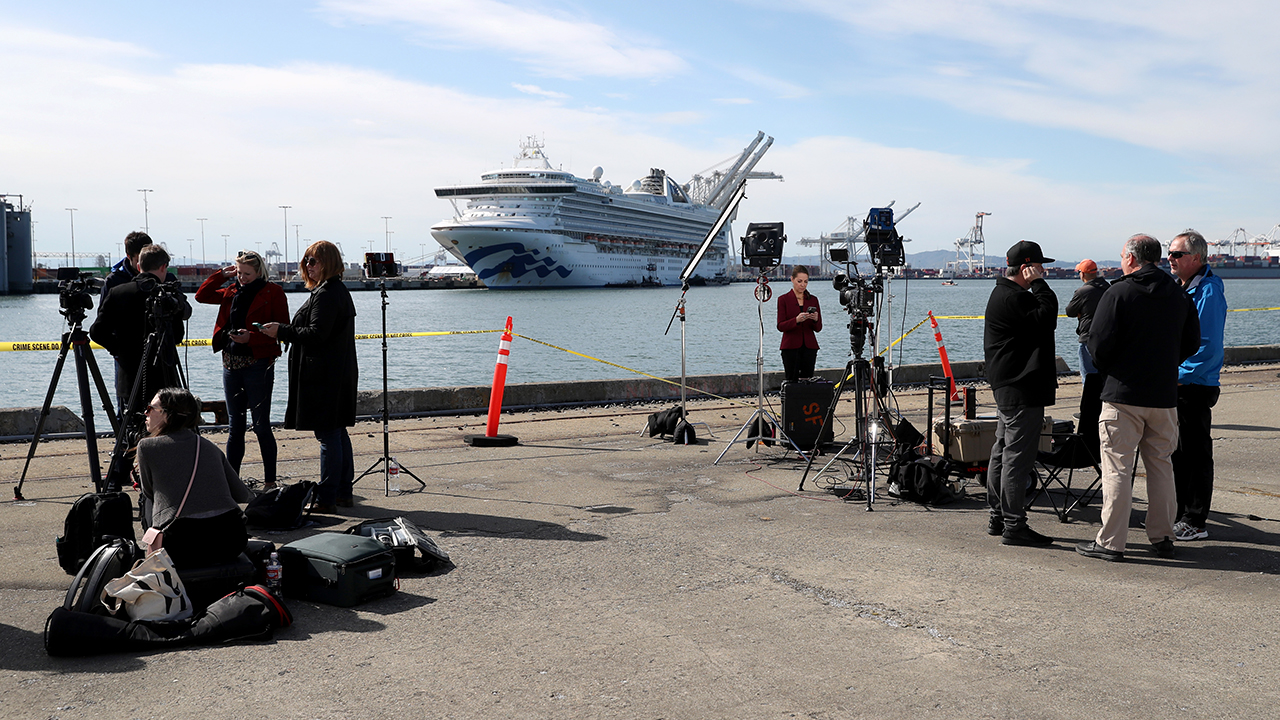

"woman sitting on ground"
[137,387,252,569]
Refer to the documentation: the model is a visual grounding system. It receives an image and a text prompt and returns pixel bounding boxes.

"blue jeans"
[224,358,278,484]
[1078,342,1098,376]
[314,426,354,505]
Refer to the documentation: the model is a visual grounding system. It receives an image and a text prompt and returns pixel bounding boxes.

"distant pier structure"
[1,195,34,295]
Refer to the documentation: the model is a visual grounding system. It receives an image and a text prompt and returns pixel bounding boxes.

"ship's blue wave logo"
[464,243,572,281]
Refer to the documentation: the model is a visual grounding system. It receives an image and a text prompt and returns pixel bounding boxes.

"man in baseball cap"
[1065,258,1110,456]
[983,240,1059,546]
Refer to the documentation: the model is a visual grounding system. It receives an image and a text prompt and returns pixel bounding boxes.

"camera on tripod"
[864,207,904,269]
[137,276,190,321]
[56,267,103,321]
[364,252,401,279]
[832,272,879,315]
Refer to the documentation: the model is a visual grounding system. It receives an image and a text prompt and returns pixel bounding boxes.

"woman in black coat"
[261,241,358,513]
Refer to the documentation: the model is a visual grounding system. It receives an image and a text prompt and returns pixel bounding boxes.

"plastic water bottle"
[388,459,401,493]
[266,552,282,592]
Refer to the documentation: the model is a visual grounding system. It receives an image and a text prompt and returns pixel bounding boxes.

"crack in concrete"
[766,569,959,646]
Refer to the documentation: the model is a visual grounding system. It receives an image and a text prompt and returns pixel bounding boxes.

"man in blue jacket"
[1168,230,1227,541]
[1078,235,1200,561]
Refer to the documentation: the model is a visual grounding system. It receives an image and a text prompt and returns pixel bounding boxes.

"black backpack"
[889,456,958,505]
[56,492,136,575]
[245,481,316,530]
[62,537,141,614]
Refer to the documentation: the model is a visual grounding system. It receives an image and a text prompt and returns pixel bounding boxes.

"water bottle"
[266,552,282,592]
[388,459,401,493]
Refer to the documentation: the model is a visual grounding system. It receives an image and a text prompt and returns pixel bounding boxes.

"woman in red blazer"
[195,250,290,489]
[776,265,822,383]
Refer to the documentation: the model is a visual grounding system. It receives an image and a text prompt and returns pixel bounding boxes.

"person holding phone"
[983,240,1058,547]
[777,265,823,383]
[194,250,290,490]
[259,241,358,514]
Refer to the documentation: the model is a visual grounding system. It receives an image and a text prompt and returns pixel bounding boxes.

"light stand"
[645,283,715,442]
[354,277,425,496]
[14,285,118,500]
[715,272,808,464]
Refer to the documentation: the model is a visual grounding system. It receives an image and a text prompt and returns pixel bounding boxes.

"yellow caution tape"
[0,328,503,352]
[511,333,756,408]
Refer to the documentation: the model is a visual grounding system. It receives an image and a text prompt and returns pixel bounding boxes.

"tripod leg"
[799,358,855,490]
[14,335,73,500]
[83,342,119,435]
[72,339,104,491]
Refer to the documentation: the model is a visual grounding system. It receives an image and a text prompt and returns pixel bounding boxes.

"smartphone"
[805,306,816,314]
[252,322,264,330]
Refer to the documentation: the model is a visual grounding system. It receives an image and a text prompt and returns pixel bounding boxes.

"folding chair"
[1028,432,1103,522]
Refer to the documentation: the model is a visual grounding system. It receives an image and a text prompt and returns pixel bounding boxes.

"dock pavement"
[2,363,1279,719]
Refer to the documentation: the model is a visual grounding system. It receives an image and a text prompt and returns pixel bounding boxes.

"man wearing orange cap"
[1065,259,1109,457]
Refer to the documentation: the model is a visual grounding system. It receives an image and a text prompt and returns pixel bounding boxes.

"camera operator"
[776,265,822,383]
[90,244,191,416]
[97,232,178,413]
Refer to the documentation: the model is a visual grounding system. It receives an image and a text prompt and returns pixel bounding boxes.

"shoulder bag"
[140,437,201,554]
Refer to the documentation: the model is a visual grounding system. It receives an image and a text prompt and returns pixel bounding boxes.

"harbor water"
[1,278,1275,430]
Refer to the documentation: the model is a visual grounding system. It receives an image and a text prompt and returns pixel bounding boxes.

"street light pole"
[65,208,77,268]
[222,234,229,264]
[292,224,302,275]
[197,217,208,267]
[382,216,392,252]
[279,206,291,277]
[137,189,153,234]
[187,239,194,265]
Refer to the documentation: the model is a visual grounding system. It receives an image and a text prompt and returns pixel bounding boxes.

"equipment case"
[278,533,396,607]
[781,379,836,450]
[931,416,1054,462]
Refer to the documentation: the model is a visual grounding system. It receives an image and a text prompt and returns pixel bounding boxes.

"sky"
[4,0,1280,268]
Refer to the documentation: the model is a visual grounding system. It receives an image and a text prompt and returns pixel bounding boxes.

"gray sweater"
[137,429,252,528]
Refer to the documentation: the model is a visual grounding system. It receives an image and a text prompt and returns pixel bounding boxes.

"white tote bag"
[102,547,193,622]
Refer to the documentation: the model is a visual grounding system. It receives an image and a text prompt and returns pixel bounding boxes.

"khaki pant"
[1096,401,1179,552]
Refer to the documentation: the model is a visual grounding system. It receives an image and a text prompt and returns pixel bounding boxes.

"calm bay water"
[1,278,1275,429]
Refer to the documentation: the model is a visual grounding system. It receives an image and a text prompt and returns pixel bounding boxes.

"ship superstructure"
[431,133,779,288]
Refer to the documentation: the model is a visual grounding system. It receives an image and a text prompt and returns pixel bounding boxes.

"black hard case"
[278,533,396,607]
[781,379,836,450]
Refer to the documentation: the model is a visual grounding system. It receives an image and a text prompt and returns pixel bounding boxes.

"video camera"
[56,267,103,323]
[135,275,192,321]
[832,271,880,316]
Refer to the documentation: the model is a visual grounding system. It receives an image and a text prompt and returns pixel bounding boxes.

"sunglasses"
[1168,251,1191,259]
[302,257,321,267]
[143,404,162,415]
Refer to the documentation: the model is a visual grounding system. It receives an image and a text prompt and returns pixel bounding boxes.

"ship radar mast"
[515,136,554,169]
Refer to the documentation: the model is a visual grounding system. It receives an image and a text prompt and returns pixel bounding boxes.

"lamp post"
[381,216,392,252]
[187,239,195,266]
[222,234,229,264]
[279,206,291,276]
[197,218,208,267]
[137,189,153,234]
[292,224,302,275]
[65,208,77,268]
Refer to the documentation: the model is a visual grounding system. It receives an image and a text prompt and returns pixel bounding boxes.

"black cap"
[1006,240,1055,266]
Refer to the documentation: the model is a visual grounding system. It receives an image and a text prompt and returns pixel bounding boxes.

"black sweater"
[1087,264,1200,408]
[983,276,1058,407]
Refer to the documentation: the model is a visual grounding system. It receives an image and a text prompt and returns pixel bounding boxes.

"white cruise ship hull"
[431,134,776,289]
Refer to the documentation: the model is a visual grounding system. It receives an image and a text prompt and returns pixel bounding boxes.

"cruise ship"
[430,133,779,288]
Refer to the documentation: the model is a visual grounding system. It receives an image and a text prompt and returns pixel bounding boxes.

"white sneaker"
[1174,521,1208,541]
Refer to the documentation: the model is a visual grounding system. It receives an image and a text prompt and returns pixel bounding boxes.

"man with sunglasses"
[1167,230,1227,542]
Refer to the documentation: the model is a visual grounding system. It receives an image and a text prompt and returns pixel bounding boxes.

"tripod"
[798,277,897,510]
[715,272,808,464]
[355,280,424,496]
[13,312,118,500]
[646,283,715,442]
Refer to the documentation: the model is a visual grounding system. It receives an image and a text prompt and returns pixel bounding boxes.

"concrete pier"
[2,363,1279,718]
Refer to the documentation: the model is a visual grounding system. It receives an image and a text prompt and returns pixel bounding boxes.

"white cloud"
[714,98,754,105]
[723,65,811,99]
[790,1,1280,173]
[320,0,687,79]
[512,83,570,99]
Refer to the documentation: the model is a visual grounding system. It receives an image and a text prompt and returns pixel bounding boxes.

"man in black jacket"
[983,240,1058,546]
[1064,259,1109,457]
[90,244,190,416]
[1077,234,1200,562]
